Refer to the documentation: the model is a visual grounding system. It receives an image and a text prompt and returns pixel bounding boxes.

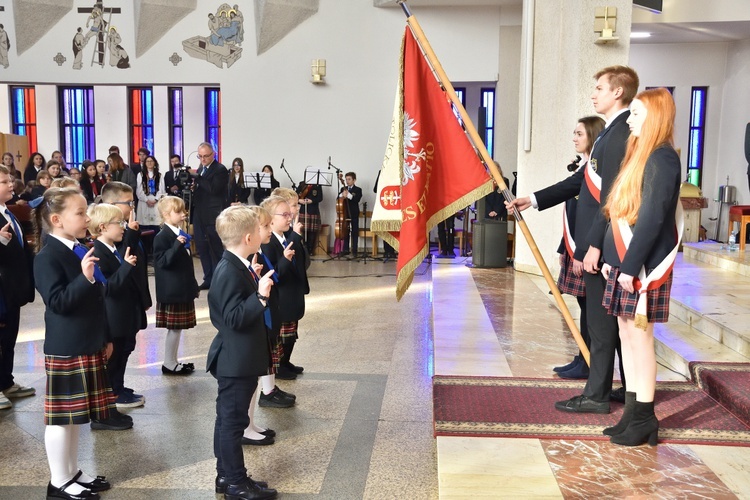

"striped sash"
[611,203,684,330]
[584,159,602,203]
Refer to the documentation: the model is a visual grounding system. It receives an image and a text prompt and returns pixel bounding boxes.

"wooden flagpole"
[396,0,590,365]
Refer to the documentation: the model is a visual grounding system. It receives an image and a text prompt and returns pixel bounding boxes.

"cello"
[334,172,349,253]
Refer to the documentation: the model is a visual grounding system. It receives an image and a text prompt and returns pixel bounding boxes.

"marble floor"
[2,250,750,499]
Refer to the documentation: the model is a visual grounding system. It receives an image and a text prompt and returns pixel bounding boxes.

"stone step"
[653,317,748,379]
[670,252,750,359]
[682,241,750,278]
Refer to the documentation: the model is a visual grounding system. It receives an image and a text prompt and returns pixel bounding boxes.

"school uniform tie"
[178,229,192,250]
[73,243,107,284]
[113,248,123,264]
[4,208,23,246]
[281,237,295,264]
[248,265,272,330]
[261,253,279,283]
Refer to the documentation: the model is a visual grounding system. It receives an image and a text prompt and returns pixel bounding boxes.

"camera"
[175,164,194,188]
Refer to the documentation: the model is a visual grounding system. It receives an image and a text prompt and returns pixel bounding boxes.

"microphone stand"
[278,158,296,190]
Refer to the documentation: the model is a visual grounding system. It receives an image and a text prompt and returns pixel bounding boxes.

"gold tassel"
[634,314,648,331]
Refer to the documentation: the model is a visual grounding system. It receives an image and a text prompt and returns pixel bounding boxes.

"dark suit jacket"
[253,177,280,206]
[228,180,251,204]
[339,185,362,220]
[23,166,43,186]
[535,111,630,261]
[602,146,681,276]
[92,240,140,339]
[153,226,199,304]
[34,237,110,355]
[117,227,152,314]
[256,251,281,346]
[260,234,305,322]
[0,214,34,312]
[206,251,270,377]
[297,183,323,216]
[193,160,229,226]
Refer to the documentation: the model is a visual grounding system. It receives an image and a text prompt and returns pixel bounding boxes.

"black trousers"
[577,295,590,349]
[581,271,624,402]
[214,375,258,484]
[438,218,455,253]
[107,335,137,395]
[344,217,359,254]
[194,221,224,285]
[0,307,21,391]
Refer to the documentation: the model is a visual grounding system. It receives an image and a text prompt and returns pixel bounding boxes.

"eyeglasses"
[113,201,135,207]
[108,220,128,229]
[275,212,293,219]
[197,154,213,159]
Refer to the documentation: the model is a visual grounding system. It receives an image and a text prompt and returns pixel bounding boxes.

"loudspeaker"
[745,122,750,164]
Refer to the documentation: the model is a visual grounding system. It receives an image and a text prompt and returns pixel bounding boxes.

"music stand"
[245,172,272,190]
[302,168,333,259]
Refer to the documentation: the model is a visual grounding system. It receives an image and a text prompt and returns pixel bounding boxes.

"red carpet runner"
[433,374,750,446]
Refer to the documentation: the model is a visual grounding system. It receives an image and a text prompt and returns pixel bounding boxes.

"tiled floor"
[3,250,750,499]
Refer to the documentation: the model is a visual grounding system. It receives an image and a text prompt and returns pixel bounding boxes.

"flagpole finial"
[397,1,412,18]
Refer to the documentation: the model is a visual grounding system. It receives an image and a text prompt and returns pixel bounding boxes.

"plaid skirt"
[298,212,321,232]
[602,267,673,323]
[557,253,586,297]
[156,302,196,330]
[269,339,283,373]
[280,321,298,341]
[45,349,115,425]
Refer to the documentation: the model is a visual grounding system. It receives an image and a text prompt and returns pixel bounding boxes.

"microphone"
[567,155,582,172]
[280,158,285,169]
[328,156,332,169]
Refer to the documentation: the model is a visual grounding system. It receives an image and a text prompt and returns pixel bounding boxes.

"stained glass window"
[10,86,38,154]
[688,87,707,187]
[168,87,184,160]
[129,87,154,163]
[59,87,96,171]
[481,88,496,157]
[206,87,221,162]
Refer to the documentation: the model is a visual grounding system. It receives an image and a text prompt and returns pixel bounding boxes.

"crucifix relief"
[75,1,127,69]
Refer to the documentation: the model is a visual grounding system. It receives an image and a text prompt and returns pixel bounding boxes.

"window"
[168,87,184,161]
[129,87,154,163]
[10,86,38,154]
[687,87,707,187]
[481,88,496,157]
[205,87,221,161]
[59,87,96,171]
[452,87,466,124]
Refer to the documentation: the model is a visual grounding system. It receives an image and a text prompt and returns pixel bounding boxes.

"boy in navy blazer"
[206,205,278,500]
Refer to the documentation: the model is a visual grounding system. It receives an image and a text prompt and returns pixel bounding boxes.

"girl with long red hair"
[600,87,682,446]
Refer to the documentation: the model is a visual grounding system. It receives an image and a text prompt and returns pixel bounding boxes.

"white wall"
[0,1,503,233]
[629,42,732,238]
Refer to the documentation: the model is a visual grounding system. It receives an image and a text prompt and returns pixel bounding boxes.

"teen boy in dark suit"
[507,65,639,414]
[207,205,277,500]
[338,171,362,257]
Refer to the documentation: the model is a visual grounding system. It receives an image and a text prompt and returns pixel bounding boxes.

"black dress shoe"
[283,362,304,374]
[557,359,590,380]
[90,415,133,430]
[553,355,579,373]
[610,386,626,403]
[241,435,275,446]
[555,395,610,414]
[216,475,268,494]
[109,408,133,423]
[198,282,211,290]
[274,386,296,401]
[75,471,110,493]
[161,363,194,376]
[225,478,277,499]
[259,428,276,438]
[258,387,295,408]
[275,366,297,380]
[47,472,100,499]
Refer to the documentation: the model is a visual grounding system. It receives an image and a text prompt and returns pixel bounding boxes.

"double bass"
[335,172,350,242]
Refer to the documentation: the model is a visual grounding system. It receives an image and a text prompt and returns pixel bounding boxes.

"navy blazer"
[0,213,34,311]
[535,111,630,261]
[92,239,140,339]
[339,185,362,219]
[603,146,681,276]
[260,234,306,322]
[153,226,199,304]
[206,251,270,378]
[256,251,281,346]
[34,237,110,355]
[117,227,152,313]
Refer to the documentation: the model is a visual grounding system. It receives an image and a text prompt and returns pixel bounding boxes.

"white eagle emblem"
[402,112,426,186]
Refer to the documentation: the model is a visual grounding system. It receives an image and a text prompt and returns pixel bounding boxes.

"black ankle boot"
[603,391,636,436]
[610,400,659,446]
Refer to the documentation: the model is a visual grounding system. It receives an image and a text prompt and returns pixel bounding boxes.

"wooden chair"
[7,203,35,247]
[728,205,750,251]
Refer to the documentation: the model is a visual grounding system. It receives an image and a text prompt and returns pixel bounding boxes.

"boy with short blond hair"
[207,205,277,499]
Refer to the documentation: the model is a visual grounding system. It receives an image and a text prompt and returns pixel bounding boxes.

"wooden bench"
[728,205,750,251]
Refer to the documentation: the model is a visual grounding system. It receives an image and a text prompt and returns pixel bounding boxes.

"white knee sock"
[261,374,275,395]
[164,329,182,368]
[243,383,265,439]
[66,425,96,483]
[46,425,87,495]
